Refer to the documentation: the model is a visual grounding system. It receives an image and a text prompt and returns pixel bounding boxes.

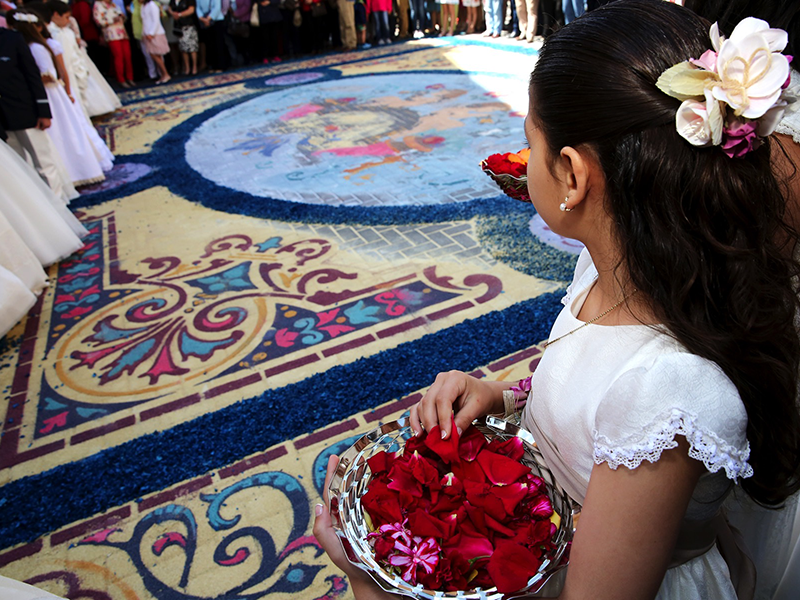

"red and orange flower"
[361,419,559,594]
[480,149,531,203]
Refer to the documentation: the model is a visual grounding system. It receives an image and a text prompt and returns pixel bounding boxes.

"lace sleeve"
[775,72,800,144]
[592,353,753,481]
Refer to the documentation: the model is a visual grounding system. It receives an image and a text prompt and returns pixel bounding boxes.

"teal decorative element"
[76,407,109,418]
[343,300,381,325]
[255,237,282,252]
[186,263,257,295]
[202,472,306,531]
[43,397,67,411]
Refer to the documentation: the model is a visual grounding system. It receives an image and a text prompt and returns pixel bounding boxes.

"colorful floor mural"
[0,37,577,599]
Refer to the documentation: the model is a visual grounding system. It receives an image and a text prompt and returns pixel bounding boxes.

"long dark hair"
[530,0,800,506]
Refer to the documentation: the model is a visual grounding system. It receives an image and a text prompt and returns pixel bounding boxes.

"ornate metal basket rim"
[328,415,574,600]
[480,162,529,186]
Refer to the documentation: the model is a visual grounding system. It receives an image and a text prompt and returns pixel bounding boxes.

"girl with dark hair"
[10,10,113,186]
[313,1,800,599]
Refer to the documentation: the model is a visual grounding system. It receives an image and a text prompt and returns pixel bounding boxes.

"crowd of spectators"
[1,0,620,85]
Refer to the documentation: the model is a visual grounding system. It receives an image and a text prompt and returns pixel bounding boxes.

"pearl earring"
[559,197,572,212]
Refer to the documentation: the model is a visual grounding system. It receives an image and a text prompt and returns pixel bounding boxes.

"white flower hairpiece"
[657,17,794,158]
[14,12,39,22]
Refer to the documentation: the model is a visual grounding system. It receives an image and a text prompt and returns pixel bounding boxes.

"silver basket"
[328,415,574,599]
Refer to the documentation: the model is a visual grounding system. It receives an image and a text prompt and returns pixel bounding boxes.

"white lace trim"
[776,72,800,144]
[592,408,754,481]
[560,283,572,307]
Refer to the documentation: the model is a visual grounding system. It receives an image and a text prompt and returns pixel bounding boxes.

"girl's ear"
[557,146,593,212]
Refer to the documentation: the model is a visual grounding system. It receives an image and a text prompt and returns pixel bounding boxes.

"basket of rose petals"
[481,149,530,203]
[328,415,573,599]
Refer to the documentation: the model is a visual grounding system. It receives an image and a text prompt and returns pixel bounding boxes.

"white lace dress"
[522,248,797,600]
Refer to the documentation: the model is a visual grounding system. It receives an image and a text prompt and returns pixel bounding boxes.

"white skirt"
[44,81,112,185]
[0,264,38,339]
[81,48,122,117]
[0,139,88,266]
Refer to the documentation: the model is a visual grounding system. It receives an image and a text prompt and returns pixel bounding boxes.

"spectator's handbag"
[250,1,259,26]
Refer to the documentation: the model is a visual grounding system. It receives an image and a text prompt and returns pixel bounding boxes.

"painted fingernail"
[441,430,448,439]
[315,503,324,516]
[456,426,463,436]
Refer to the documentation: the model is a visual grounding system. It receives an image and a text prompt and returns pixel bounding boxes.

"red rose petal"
[512,520,555,548]
[464,503,488,536]
[485,513,516,537]
[409,453,442,489]
[452,459,486,483]
[477,450,532,485]
[487,437,525,461]
[367,450,394,475]
[464,480,507,521]
[440,472,464,496]
[458,426,487,461]
[362,480,403,524]
[443,532,493,562]
[408,509,451,538]
[387,460,423,498]
[487,540,542,594]
[425,418,461,464]
[527,495,554,519]
[493,482,529,515]
[429,495,464,518]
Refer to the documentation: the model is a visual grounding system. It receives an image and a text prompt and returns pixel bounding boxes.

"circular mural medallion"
[185,73,529,207]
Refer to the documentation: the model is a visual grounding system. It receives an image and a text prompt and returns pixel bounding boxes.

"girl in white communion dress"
[313,2,800,600]
[48,2,121,118]
[9,10,113,187]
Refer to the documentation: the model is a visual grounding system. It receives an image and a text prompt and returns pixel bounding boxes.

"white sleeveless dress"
[29,41,112,186]
[522,248,797,600]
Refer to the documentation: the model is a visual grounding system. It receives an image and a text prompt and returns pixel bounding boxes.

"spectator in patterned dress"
[168,0,199,73]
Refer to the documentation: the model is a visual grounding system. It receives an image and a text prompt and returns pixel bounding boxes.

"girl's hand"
[42,74,56,83]
[409,371,507,439]
[313,456,396,600]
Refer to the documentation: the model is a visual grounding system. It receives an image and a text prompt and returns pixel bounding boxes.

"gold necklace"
[543,289,638,348]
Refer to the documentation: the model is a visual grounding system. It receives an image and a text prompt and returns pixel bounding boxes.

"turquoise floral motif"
[186,263,258,295]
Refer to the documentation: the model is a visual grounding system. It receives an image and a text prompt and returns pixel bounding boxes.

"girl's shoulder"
[592,346,752,482]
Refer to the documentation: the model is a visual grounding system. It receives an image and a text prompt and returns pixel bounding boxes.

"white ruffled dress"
[522,248,798,600]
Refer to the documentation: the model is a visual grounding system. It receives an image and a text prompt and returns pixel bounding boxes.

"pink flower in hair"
[721,120,760,158]
[690,49,718,73]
